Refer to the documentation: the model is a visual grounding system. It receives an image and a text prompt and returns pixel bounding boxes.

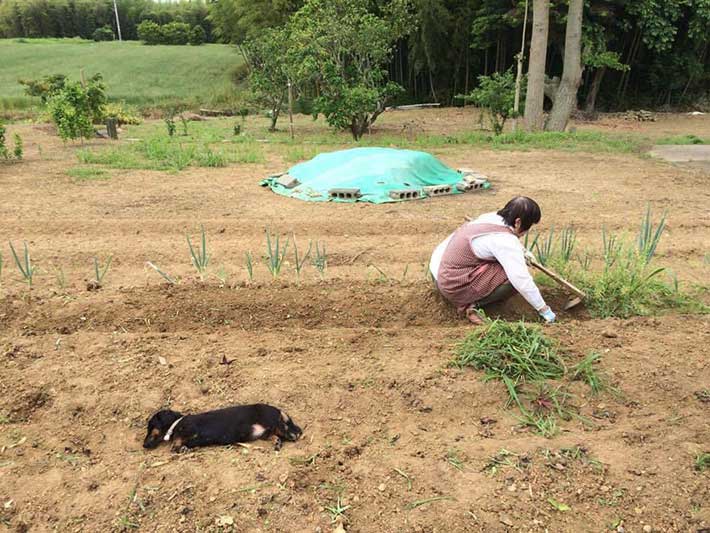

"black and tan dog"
[143,403,302,451]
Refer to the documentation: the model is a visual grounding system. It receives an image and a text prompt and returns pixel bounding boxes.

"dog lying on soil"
[143,403,302,451]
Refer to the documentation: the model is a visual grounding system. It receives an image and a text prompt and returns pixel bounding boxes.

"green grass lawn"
[0,38,243,113]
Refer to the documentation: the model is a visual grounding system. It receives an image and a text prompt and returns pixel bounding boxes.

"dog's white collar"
[163,416,185,441]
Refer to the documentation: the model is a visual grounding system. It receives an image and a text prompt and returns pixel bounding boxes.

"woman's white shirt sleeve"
[471,234,546,311]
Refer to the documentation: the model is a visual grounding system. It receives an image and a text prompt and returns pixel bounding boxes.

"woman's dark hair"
[497,196,541,231]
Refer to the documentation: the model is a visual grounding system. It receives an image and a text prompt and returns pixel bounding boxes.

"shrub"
[104,102,142,125]
[48,76,106,141]
[0,121,7,159]
[137,20,163,45]
[188,25,207,46]
[13,134,23,160]
[93,26,114,42]
[459,69,521,135]
[19,74,67,104]
[0,121,23,161]
[162,22,191,45]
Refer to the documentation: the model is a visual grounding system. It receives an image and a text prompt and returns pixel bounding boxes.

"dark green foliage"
[19,74,67,104]
[47,75,107,141]
[208,0,302,44]
[242,27,289,132]
[459,69,521,135]
[188,25,207,46]
[137,20,162,45]
[207,0,708,110]
[0,123,22,161]
[288,0,408,140]
[161,22,190,45]
[13,134,23,160]
[164,116,176,137]
[0,0,213,43]
[92,25,114,42]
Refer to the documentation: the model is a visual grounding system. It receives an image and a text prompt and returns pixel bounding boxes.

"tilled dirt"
[0,110,709,532]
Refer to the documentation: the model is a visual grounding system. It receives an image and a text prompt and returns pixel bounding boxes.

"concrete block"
[277,174,300,189]
[457,180,486,192]
[423,185,453,197]
[462,172,488,184]
[388,189,420,200]
[329,188,361,200]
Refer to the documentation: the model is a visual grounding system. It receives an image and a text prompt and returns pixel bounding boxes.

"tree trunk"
[546,0,584,131]
[268,95,284,132]
[524,0,549,132]
[584,67,606,113]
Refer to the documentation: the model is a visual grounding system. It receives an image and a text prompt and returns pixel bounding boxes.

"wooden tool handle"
[529,260,586,299]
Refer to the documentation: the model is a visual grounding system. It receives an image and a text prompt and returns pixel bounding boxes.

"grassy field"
[0,38,243,114]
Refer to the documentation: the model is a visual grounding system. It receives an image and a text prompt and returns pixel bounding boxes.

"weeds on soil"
[483,449,527,476]
[292,235,312,282]
[637,206,666,263]
[93,255,112,286]
[454,319,565,384]
[9,241,36,290]
[455,320,614,437]
[393,468,413,490]
[265,229,290,279]
[312,241,327,279]
[53,264,67,290]
[405,496,454,510]
[146,261,176,285]
[695,453,710,472]
[531,208,706,318]
[569,351,617,395]
[244,251,254,282]
[187,225,209,280]
[324,496,350,523]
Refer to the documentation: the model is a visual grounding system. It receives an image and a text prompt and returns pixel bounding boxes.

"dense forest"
[0,0,213,42]
[1,0,708,111]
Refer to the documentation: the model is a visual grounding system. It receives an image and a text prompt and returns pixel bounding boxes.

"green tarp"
[260,147,490,203]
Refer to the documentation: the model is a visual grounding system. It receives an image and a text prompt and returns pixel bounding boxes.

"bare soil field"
[1,109,709,532]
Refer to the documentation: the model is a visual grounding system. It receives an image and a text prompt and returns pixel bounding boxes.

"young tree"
[546,0,584,131]
[242,27,290,132]
[461,69,522,135]
[524,0,549,131]
[288,0,407,140]
[47,75,107,142]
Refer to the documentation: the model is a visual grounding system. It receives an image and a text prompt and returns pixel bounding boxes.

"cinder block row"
[423,185,453,196]
[329,188,361,200]
[389,189,420,200]
[456,180,486,192]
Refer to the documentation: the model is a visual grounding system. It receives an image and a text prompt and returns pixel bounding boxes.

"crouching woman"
[430,196,556,325]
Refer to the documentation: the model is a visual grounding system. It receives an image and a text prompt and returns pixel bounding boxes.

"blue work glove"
[539,306,556,323]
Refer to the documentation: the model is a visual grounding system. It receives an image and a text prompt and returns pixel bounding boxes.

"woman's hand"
[539,305,556,323]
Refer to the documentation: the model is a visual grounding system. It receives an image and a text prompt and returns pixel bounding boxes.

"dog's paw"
[273,437,283,451]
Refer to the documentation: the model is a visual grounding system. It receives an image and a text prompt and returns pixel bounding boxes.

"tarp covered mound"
[260,147,490,203]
